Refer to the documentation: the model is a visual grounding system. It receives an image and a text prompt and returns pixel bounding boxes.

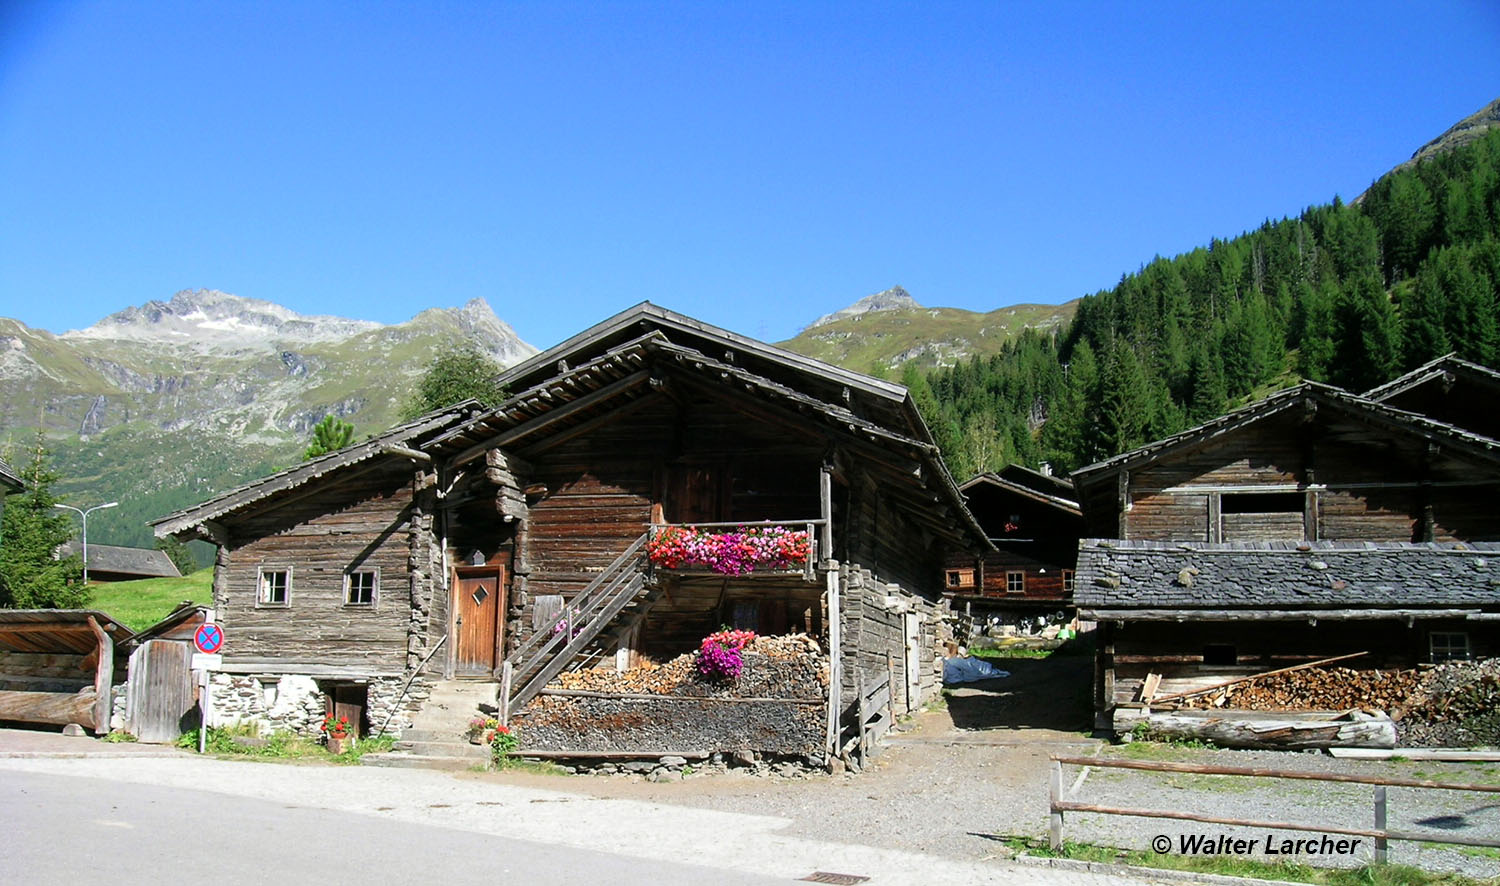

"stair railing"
[503,531,650,715]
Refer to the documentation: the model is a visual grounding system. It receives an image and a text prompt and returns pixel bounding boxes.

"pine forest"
[912,128,1500,480]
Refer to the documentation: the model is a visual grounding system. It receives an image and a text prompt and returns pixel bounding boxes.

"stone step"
[398,727,477,743]
[394,739,490,759]
[361,752,484,771]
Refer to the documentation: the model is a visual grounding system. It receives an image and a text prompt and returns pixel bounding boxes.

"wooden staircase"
[501,531,656,718]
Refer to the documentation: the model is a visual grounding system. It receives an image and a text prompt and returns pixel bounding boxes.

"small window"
[258,568,290,606]
[1006,571,1025,593]
[1430,632,1470,663]
[345,569,377,606]
[945,568,974,588]
[1062,569,1075,592]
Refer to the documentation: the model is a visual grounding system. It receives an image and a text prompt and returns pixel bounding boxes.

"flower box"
[647,525,811,576]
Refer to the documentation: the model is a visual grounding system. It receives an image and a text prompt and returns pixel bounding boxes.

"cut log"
[1115,708,1397,750]
[0,688,97,727]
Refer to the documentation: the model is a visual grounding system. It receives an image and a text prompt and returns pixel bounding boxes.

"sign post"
[193,617,221,754]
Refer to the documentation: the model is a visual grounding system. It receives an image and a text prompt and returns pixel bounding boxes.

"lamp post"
[54,501,118,584]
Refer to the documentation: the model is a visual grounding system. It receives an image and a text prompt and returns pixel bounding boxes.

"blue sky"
[2,1,1497,350]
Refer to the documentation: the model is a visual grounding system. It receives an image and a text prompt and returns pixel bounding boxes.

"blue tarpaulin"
[943,656,1011,684]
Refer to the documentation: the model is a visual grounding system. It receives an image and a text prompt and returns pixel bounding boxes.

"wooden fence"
[1048,755,1500,862]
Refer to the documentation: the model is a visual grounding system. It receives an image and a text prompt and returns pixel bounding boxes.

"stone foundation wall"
[207,673,430,739]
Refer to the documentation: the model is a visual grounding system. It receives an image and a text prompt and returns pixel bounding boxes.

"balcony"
[646,519,829,581]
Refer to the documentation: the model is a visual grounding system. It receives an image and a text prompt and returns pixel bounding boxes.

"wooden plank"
[538,689,823,704]
[1050,756,1500,794]
[451,371,652,467]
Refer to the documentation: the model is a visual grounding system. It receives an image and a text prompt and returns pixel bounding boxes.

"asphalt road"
[1,769,791,886]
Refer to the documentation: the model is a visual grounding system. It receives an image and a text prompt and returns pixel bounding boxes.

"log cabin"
[1070,380,1500,733]
[944,466,1082,633]
[152,303,989,764]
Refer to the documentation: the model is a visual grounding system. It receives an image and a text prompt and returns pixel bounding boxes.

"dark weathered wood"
[539,688,823,704]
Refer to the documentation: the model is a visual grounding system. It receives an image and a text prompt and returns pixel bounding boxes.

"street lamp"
[54,501,118,584]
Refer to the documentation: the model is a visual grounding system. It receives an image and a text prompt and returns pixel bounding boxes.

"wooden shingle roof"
[0,609,133,654]
[0,455,21,493]
[57,542,180,579]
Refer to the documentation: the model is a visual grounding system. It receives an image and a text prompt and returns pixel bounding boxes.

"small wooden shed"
[0,610,131,734]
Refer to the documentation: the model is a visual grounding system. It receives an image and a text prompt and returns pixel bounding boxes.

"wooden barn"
[1070,380,1500,734]
[944,465,1082,633]
[58,542,181,583]
[153,303,988,764]
[0,610,130,734]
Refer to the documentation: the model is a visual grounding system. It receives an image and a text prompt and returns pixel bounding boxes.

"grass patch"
[89,569,213,632]
[1004,836,1492,885]
[970,645,1054,660]
[175,724,393,765]
[1110,738,1218,760]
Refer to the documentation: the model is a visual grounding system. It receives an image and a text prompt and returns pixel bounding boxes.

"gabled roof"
[960,470,1081,517]
[1075,538,1500,615]
[1363,353,1500,403]
[431,312,990,550]
[1071,382,1500,489]
[496,302,920,437]
[58,542,180,579]
[0,455,22,493]
[997,463,1076,500]
[151,401,480,540]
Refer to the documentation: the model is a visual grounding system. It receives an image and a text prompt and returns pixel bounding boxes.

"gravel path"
[482,655,1500,882]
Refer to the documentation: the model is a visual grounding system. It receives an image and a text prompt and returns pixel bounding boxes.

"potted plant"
[322,713,353,755]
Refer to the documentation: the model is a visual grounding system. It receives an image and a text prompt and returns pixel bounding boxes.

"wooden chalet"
[1364,352,1500,442]
[154,304,988,764]
[944,466,1082,627]
[1070,381,1500,733]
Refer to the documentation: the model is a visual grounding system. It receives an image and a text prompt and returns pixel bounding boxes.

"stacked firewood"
[1398,659,1500,747]
[1180,667,1423,712]
[550,633,827,698]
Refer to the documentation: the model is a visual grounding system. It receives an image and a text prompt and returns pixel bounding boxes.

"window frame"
[945,568,974,589]
[1429,631,1470,663]
[256,566,292,608]
[344,567,379,608]
[1005,570,1025,594]
[1062,569,1075,593]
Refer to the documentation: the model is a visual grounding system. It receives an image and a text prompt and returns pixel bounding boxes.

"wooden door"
[329,684,366,738]
[454,565,505,677]
[667,462,723,524]
[903,613,922,714]
[126,640,194,744]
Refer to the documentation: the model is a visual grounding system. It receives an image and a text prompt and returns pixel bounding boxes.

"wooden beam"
[382,445,433,463]
[87,615,112,735]
[1147,651,1368,705]
[451,370,651,467]
[517,390,662,458]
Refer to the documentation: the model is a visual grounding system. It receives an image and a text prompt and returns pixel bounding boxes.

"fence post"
[1374,786,1388,864]
[1050,759,1064,851]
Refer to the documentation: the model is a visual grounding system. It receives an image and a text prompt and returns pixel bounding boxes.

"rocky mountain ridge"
[0,291,536,552]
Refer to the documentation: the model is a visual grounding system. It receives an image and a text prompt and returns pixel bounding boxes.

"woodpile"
[1179,667,1421,712]
[550,633,826,699]
[1169,658,1500,749]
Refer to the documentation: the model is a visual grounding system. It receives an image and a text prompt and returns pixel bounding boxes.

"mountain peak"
[64,288,381,349]
[807,286,922,330]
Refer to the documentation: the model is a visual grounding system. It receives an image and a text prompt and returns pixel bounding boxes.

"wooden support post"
[1374,786,1388,865]
[499,660,514,726]
[1049,759,1065,851]
[819,465,833,564]
[824,563,841,764]
[86,616,112,735]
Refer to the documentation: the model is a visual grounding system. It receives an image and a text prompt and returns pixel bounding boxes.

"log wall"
[219,464,418,674]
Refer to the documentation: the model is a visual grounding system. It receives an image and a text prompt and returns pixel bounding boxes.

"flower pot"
[326,736,350,755]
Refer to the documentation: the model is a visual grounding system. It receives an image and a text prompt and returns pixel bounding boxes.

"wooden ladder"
[501,531,651,717]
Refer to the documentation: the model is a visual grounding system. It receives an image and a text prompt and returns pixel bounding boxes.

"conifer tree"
[0,439,84,609]
[304,414,355,460]
[1331,275,1400,392]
